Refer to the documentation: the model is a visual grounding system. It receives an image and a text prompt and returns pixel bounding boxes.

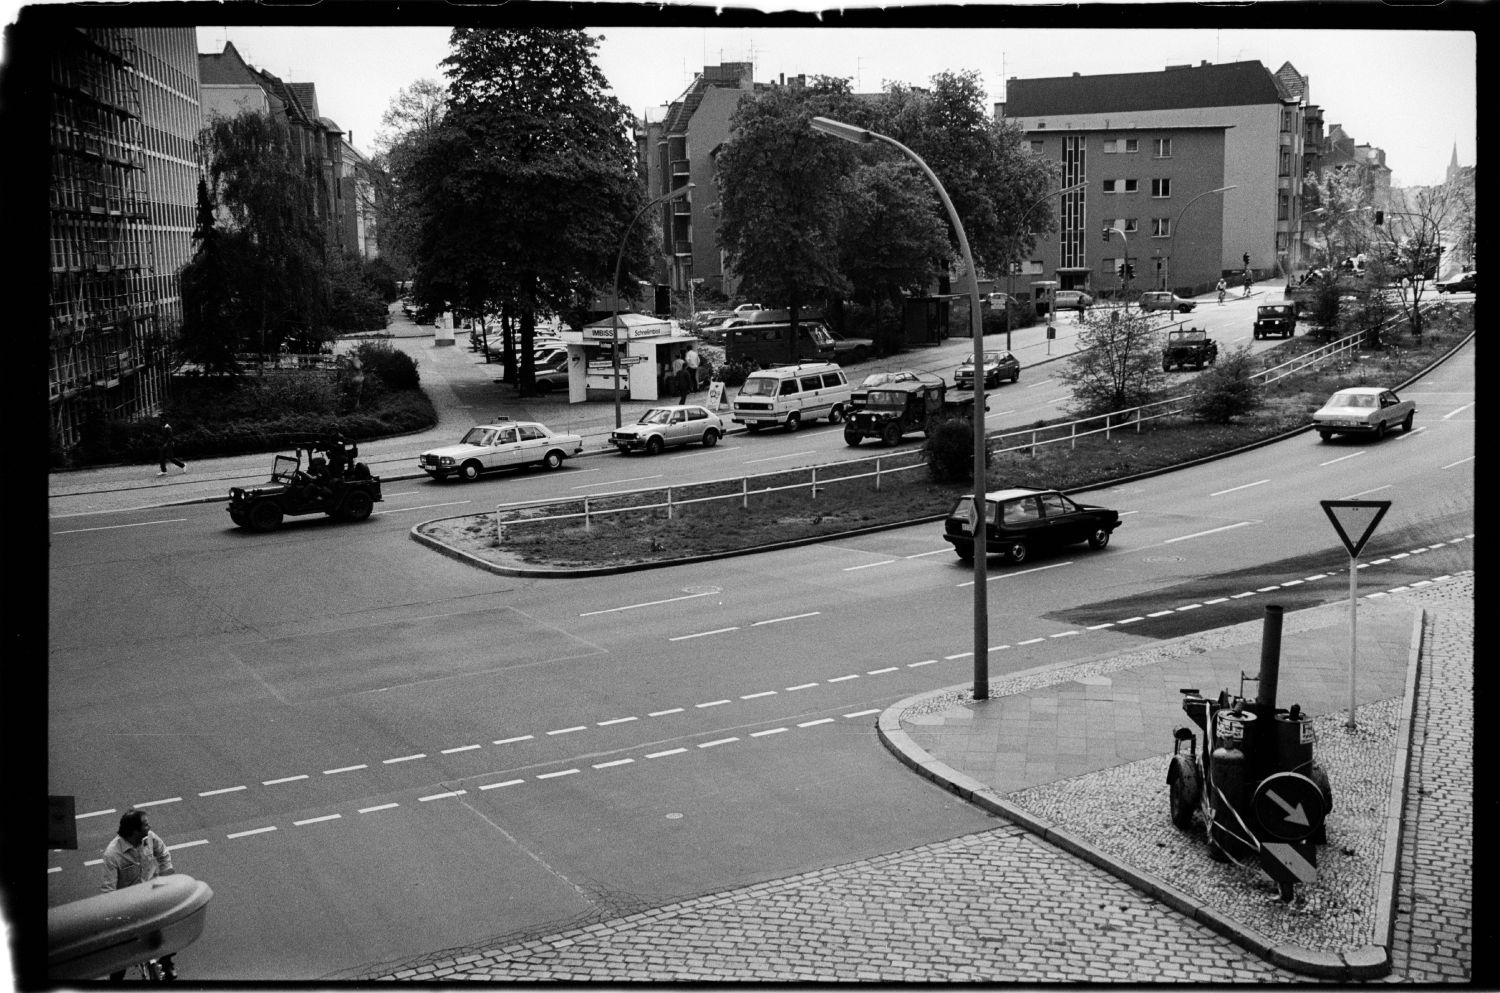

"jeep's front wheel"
[844,429,862,447]
[248,501,283,533]
[881,422,903,447]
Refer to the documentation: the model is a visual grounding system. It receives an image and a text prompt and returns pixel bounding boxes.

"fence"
[490,308,1433,540]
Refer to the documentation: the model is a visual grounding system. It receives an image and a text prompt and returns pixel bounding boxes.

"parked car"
[826,330,874,364]
[1139,290,1197,314]
[1435,270,1476,293]
[611,404,727,455]
[530,365,571,392]
[1253,304,1297,339]
[942,487,1121,564]
[418,421,584,481]
[1312,387,1415,441]
[1050,289,1093,313]
[954,350,1020,389]
[733,303,765,314]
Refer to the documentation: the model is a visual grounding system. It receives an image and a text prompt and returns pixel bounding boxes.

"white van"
[731,362,853,433]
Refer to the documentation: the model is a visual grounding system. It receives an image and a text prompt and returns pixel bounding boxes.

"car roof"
[976,488,1050,502]
[1331,386,1388,396]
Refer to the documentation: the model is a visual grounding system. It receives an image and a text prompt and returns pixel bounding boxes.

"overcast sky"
[184,23,1473,188]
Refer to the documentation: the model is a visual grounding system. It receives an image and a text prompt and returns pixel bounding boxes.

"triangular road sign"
[1321,500,1391,558]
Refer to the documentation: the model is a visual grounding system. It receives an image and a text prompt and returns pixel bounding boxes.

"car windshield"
[461,428,491,445]
[866,390,908,408]
[638,409,675,424]
[1332,392,1377,409]
[739,378,778,397]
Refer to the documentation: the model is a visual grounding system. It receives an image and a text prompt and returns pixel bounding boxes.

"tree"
[1302,166,1373,269]
[1376,182,1469,336]
[1189,346,1262,423]
[715,77,863,361]
[397,28,650,393]
[372,79,448,280]
[1058,310,1166,416]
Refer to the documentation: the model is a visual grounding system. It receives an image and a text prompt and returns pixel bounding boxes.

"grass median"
[417,313,1469,571]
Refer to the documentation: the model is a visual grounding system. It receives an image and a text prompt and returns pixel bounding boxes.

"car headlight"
[440,457,456,466]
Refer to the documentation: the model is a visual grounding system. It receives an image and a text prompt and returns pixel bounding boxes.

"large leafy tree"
[371,79,448,280]
[1058,310,1166,416]
[398,28,649,392]
[715,76,863,361]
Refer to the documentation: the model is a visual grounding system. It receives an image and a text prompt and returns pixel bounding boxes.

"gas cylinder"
[1272,705,1315,774]
[1211,709,1257,819]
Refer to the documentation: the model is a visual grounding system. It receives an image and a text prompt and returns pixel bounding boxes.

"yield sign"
[1321,500,1391,558]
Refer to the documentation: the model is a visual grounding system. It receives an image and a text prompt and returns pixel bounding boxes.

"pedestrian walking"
[157,422,186,476]
[1216,278,1227,306]
[101,810,178,980]
[1242,269,1253,298]
[684,346,701,392]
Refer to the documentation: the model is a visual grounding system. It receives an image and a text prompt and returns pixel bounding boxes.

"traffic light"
[1124,261,1135,280]
[1243,252,1251,267]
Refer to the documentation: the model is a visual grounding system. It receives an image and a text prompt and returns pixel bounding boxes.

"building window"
[1280,149,1292,177]
[1123,218,1138,233]
[1124,179,1138,193]
[1103,139,1117,154]
[1103,257,1119,275]
[1281,109,1295,133]
[1124,138,1138,153]
[1152,218,1171,238]
[1102,179,1116,193]
[1030,140,1045,155]
[1279,193,1290,221]
[1151,178,1171,198]
[1153,138,1172,158]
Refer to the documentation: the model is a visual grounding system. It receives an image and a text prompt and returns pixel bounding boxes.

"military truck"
[227,439,382,532]
[843,373,985,446]
[1162,328,1219,371]
[1253,303,1296,339]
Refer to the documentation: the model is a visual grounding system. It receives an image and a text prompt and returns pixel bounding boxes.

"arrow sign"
[1252,772,1325,841]
[1321,499,1391,558]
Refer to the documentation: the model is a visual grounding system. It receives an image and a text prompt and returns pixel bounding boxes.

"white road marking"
[493,735,534,745]
[696,700,731,708]
[597,717,637,726]
[580,590,718,616]
[546,726,587,736]
[745,450,816,464]
[1086,622,1115,630]
[751,727,788,737]
[843,559,896,571]
[1344,484,1393,499]
[536,769,579,780]
[227,826,276,839]
[1231,591,1257,599]
[262,775,308,785]
[944,652,972,660]
[76,809,116,820]
[1175,604,1202,612]
[375,501,470,516]
[419,790,468,801]
[479,780,524,790]
[197,786,245,797]
[908,659,939,667]
[1203,598,1229,605]
[1163,521,1254,544]
[740,691,777,700]
[572,474,662,490]
[866,666,898,675]
[441,745,481,754]
[670,626,739,641]
[294,814,342,826]
[786,682,819,690]
[1018,637,1044,645]
[383,754,426,764]
[752,612,820,626]
[359,803,399,813]
[798,718,835,728]
[646,748,687,759]
[649,708,684,717]
[133,797,181,808]
[828,674,859,682]
[1442,456,1475,469]
[593,759,635,769]
[1319,451,1365,466]
[53,518,188,535]
[1117,616,1145,623]
[1209,479,1269,496]
[698,737,739,748]
[1050,630,1080,638]
[844,709,881,718]
[957,561,1070,586]
[323,765,367,775]
[1444,402,1474,419]
[905,548,951,559]
[171,839,210,850]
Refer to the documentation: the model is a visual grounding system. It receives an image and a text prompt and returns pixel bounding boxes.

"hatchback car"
[1312,387,1416,441]
[1139,290,1197,313]
[1052,289,1093,312]
[954,350,1020,389]
[827,330,875,364]
[611,405,727,455]
[418,421,585,481]
[943,487,1121,564]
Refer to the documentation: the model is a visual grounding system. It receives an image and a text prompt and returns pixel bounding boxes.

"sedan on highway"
[1435,270,1476,294]
[954,350,1020,389]
[943,487,1121,564]
[611,404,726,455]
[1139,290,1197,314]
[1312,387,1415,441]
[418,421,584,481]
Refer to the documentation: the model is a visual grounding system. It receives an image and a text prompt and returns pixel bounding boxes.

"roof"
[1332,386,1388,394]
[978,488,1048,502]
[1006,60,1280,117]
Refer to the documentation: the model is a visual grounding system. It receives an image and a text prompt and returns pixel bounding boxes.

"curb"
[872,602,1436,981]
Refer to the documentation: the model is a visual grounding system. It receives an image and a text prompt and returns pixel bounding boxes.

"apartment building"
[999,59,1313,298]
[39,25,201,454]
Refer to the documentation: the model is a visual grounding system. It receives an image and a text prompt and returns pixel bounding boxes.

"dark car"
[942,487,1120,564]
[227,441,382,532]
[1436,270,1476,294]
[1253,304,1296,339]
[954,350,1020,389]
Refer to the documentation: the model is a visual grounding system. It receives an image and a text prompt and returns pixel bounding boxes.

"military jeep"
[227,439,382,532]
[1162,328,1219,371]
[843,375,984,447]
[1253,303,1296,339]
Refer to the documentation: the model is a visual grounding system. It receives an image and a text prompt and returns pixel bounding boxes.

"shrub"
[924,417,987,483]
[354,341,420,390]
[1189,346,1263,423]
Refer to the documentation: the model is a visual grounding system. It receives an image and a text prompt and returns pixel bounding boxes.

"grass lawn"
[418,311,1471,571]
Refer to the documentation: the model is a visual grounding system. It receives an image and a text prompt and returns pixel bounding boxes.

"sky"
[182,23,1475,188]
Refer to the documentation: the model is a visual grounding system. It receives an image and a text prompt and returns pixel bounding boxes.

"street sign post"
[1320,499,1391,729]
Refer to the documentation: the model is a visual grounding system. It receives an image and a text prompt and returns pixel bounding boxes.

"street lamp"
[811,115,992,700]
[1166,185,1235,292]
[1104,225,1129,308]
[1006,181,1087,350]
[612,182,695,428]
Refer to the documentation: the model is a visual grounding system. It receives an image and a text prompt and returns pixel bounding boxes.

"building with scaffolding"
[42,26,201,455]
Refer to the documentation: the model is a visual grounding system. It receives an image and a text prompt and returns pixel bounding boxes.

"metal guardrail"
[491,306,1439,538]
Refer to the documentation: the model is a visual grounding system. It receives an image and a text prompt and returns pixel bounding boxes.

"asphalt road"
[46,334,1472,980]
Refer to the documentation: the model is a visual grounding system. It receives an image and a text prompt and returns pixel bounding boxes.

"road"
[46,331,1472,980]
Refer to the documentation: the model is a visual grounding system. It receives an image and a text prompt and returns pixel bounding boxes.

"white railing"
[490,305,1442,541]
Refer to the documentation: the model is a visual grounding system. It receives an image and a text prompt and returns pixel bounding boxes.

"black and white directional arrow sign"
[1252,772,1326,842]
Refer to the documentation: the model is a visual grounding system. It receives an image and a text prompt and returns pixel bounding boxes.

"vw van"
[730,362,853,433]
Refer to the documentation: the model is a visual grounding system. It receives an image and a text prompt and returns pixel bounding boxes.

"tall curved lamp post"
[1104,225,1130,306]
[1006,181,1086,350]
[811,116,993,700]
[612,183,694,428]
[1166,185,1235,292]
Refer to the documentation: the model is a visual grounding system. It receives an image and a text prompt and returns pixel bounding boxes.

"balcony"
[671,158,691,177]
[673,240,693,257]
